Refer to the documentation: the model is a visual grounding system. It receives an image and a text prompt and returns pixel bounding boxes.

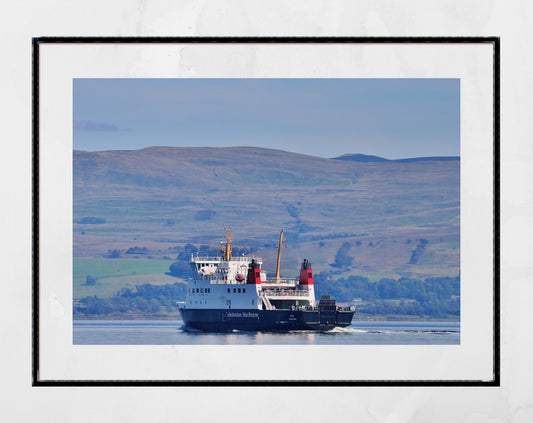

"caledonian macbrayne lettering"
[226,312,260,318]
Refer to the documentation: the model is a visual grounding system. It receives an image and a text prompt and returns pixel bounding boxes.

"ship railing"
[261,278,299,285]
[291,305,319,311]
[199,275,246,283]
[197,274,257,284]
[287,305,355,312]
[190,255,261,263]
[190,256,222,262]
[262,289,310,297]
[336,305,356,312]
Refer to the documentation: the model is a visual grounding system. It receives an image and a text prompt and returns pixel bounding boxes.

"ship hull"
[179,308,354,332]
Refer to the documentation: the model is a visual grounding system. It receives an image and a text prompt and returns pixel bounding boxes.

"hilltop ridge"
[333,153,460,163]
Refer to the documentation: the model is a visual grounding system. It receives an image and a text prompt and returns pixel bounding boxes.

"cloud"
[73,120,120,132]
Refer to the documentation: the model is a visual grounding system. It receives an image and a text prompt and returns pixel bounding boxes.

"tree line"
[74,272,459,319]
[314,273,460,318]
[73,283,187,317]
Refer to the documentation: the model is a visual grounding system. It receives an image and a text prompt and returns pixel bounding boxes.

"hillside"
[333,153,460,163]
[73,146,460,280]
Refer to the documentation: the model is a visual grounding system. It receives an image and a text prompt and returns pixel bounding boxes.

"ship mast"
[275,229,284,283]
[223,227,232,261]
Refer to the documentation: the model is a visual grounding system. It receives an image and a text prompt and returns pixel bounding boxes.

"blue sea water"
[73,319,459,345]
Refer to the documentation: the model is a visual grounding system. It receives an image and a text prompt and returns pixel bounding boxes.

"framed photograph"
[33,37,499,385]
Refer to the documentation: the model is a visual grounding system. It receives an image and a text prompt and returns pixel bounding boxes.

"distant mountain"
[393,156,460,163]
[333,153,390,163]
[73,146,460,278]
[333,153,460,163]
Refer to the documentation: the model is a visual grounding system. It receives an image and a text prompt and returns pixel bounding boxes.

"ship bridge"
[190,254,265,284]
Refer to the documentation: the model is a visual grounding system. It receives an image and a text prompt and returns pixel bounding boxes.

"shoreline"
[73,314,460,322]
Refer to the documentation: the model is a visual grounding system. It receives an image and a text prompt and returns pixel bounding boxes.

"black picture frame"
[32,36,500,387]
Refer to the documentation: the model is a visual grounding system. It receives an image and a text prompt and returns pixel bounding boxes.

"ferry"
[177,228,355,332]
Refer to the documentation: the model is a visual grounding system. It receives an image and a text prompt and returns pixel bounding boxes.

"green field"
[73,258,186,299]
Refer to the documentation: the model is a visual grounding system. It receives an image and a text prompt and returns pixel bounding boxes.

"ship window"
[252,299,254,305]
[227,288,230,293]
[233,288,236,293]
[238,288,241,293]
[243,288,246,293]
[200,288,204,293]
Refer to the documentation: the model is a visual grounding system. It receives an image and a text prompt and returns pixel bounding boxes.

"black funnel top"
[301,259,312,270]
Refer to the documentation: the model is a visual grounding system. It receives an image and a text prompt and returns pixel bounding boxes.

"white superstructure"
[179,228,316,312]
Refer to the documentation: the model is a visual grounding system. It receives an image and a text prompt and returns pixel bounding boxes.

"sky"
[73,78,459,159]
